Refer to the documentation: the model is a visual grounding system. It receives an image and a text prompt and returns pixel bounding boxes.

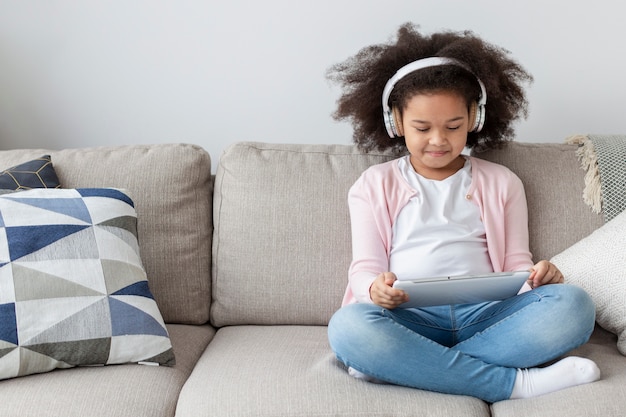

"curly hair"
[327,23,533,152]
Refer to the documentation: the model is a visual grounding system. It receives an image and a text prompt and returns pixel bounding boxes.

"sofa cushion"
[0,155,60,190]
[551,210,626,355]
[211,142,400,326]
[0,144,212,325]
[176,325,490,417]
[491,326,626,417]
[0,188,174,380]
[0,323,215,417]
[472,142,604,262]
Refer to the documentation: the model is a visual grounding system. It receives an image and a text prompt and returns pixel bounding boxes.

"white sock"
[348,367,387,384]
[510,356,601,399]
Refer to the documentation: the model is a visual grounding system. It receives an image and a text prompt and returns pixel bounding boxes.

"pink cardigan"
[343,156,534,306]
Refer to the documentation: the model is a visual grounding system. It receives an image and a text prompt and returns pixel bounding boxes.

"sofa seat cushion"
[176,325,490,417]
[0,324,215,417]
[491,326,626,417]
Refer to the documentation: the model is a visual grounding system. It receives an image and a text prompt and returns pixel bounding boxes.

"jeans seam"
[454,292,547,354]
[383,308,451,331]
[456,292,543,333]
[450,305,459,345]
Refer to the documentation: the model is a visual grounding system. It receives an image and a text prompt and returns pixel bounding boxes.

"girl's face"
[401,91,469,180]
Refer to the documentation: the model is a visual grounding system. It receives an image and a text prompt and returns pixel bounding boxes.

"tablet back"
[392,271,530,308]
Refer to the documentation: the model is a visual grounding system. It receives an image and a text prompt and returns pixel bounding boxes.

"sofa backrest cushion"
[473,142,604,262]
[211,142,400,326]
[212,141,604,327]
[0,144,212,325]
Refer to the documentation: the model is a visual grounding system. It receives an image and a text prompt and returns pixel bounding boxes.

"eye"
[448,125,461,131]
[416,127,430,132]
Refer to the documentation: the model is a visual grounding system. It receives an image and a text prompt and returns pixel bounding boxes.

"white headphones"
[382,57,487,138]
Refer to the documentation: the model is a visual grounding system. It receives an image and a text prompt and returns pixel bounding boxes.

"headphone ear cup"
[468,101,478,132]
[392,106,404,137]
[468,101,486,133]
[383,109,396,138]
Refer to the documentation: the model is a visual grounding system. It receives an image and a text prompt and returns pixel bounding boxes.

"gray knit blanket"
[566,134,626,222]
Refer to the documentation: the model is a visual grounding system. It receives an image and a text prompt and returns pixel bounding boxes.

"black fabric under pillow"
[0,155,61,190]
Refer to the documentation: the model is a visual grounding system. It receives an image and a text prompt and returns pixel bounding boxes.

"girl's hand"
[369,272,409,309]
[528,260,564,289]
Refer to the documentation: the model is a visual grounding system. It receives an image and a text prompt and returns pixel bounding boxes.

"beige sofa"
[0,141,624,417]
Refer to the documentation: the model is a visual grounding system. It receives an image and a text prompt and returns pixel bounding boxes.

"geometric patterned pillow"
[0,188,174,380]
[0,155,61,190]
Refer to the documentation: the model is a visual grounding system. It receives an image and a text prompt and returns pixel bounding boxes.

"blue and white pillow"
[0,188,174,380]
[0,155,61,190]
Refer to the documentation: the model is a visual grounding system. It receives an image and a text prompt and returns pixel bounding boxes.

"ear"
[392,106,404,137]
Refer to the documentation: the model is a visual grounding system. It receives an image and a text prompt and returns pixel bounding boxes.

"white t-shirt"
[389,156,493,280]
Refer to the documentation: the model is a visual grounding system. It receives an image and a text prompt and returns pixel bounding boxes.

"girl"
[327,23,600,403]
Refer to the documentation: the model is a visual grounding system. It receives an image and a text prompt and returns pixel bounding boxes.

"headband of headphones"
[382,57,487,137]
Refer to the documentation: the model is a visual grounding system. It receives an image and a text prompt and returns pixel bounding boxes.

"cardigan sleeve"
[341,159,417,306]
[500,173,534,271]
[342,176,389,305]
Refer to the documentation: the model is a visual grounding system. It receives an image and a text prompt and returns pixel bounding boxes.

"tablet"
[391,271,531,308]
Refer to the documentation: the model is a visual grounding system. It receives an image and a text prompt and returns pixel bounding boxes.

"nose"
[428,129,447,146]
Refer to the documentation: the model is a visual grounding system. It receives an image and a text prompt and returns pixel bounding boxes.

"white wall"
[0,0,624,171]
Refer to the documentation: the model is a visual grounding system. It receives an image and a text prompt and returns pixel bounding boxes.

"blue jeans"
[328,284,595,402]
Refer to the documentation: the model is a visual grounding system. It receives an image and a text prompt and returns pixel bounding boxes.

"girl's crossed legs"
[328,284,598,402]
